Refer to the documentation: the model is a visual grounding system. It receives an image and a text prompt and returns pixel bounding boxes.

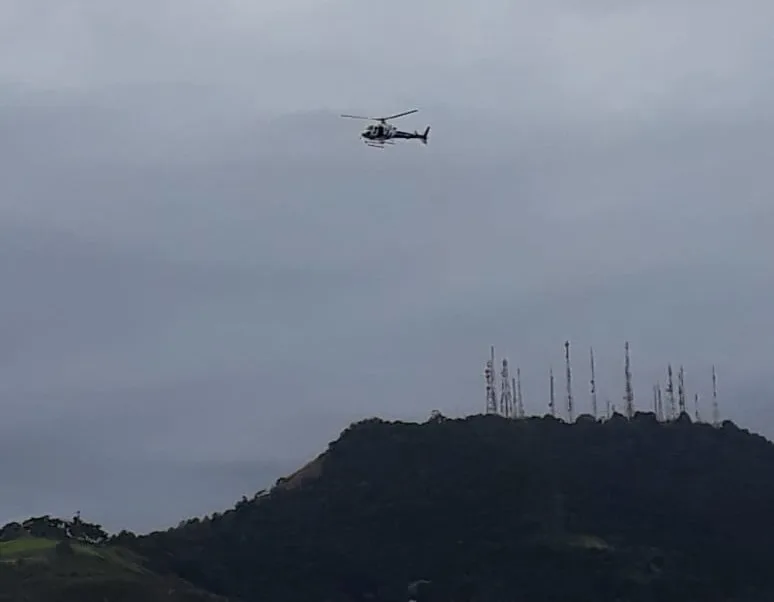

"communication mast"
[624,341,634,418]
[589,347,598,419]
[515,368,525,418]
[564,341,574,422]
[678,365,686,416]
[666,364,676,420]
[511,376,518,418]
[499,358,513,417]
[712,365,720,427]
[549,367,556,417]
[485,346,498,414]
[657,383,663,421]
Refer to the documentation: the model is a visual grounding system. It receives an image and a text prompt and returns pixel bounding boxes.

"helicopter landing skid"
[365,140,393,148]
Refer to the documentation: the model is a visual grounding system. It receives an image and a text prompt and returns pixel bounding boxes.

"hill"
[123,412,774,602]
[0,518,228,602]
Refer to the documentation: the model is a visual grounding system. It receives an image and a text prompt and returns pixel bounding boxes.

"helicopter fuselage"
[361,123,429,145]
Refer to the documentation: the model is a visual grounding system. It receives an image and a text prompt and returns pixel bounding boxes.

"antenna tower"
[499,358,513,417]
[515,368,525,418]
[666,364,676,420]
[589,347,598,419]
[511,376,518,418]
[678,365,686,416]
[549,367,556,417]
[564,341,574,422]
[656,383,663,421]
[484,346,498,414]
[712,365,720,427]
[623,341,634,418]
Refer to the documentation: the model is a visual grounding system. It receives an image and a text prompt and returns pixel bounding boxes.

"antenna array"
[481,343,720,425]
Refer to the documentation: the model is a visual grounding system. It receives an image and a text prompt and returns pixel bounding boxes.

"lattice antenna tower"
[624,341,634,419]
[678,365,686,416]
[589,347,598,419]
[484,346,498,414]
[565,341,574,422]
[511,376,518,418]
[549,367,556,418]
[499,358,513,417]
[694,392,701,422]
[666,364,676,420]
[516,367,525,418]
[656,382,663,421]
[712,365,720,427]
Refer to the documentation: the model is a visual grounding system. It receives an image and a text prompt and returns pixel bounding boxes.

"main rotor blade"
[381,109,418,121]
[342,109,418,121]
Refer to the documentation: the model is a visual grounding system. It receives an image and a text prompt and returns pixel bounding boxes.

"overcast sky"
[0,0,773,532]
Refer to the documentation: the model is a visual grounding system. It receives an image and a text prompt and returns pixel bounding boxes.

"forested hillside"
[122,412,774,602]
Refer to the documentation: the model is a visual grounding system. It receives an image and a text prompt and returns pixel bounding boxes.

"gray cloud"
[0,0,772,531]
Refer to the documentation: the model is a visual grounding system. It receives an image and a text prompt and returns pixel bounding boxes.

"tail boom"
[392,126,431,144]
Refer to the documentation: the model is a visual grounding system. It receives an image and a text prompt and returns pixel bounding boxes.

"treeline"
[0,513,109,544]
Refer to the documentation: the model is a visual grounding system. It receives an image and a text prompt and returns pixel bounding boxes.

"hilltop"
[4,412,774,601]
[0,516,227,602]
[126,412,774,602]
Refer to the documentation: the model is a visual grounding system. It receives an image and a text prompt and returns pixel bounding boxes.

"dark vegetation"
[4,412,774,601]
[0,513,108,545]
[0,516,225,601]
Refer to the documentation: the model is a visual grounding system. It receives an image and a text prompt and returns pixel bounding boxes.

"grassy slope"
[0,537,228,602]
[0,537,58,558]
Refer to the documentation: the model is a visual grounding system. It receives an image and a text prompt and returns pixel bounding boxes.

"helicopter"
[340,109,430,148]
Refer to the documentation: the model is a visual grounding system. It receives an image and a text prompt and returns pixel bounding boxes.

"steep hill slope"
[130,413,774,602]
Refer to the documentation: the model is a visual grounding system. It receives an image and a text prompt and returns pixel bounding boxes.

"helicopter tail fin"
[421,126,430,144]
